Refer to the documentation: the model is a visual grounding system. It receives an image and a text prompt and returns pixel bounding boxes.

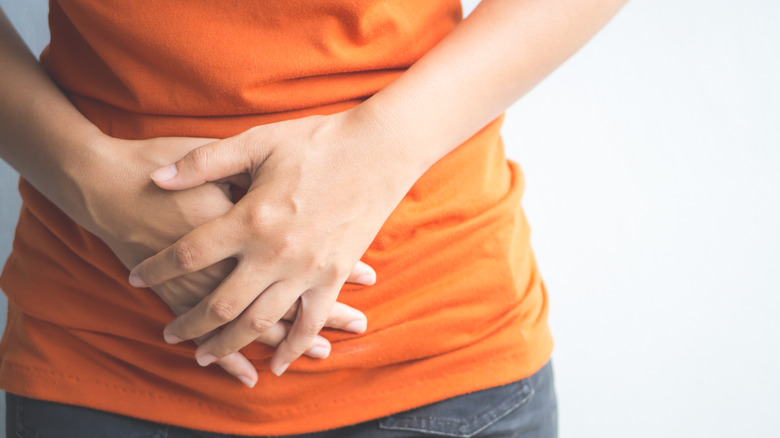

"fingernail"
[150,164,178,182]
[197,353,217,367]
[128,271,147,288]
[163,332,183,344]
[238,375,256,389]
[345,319,367,333]
[308,346,330,359]
[273,362,290,376]
[356,273,376,286]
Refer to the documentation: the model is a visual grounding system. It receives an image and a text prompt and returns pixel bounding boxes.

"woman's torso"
[0,1,553,434]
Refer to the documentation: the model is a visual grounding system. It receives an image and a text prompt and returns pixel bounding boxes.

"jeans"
[6,361,556,438]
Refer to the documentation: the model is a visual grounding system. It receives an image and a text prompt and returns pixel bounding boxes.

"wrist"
[339,104,426,208]
[78,135,236,267]
[351,91,457,182]
[63,132,129,240]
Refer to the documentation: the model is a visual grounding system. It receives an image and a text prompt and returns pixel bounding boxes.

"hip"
[6,361,557,438]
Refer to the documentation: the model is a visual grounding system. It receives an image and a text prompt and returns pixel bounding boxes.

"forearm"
[0,8,107,232]
[359,0,627,177]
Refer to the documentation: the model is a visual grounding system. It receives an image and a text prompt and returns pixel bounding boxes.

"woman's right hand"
[81,135,372,387]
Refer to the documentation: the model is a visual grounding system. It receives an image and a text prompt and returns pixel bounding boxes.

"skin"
[0,0,627,388]
[129,0,629,378]
[0,9,377,388]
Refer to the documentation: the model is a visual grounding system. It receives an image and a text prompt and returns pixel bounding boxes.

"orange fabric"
[0,0,553,435]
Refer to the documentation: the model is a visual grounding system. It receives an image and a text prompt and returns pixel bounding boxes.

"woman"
[0,0,625,436]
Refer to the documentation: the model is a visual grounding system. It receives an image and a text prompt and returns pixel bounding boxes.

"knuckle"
[206,299,238,323]
[288,344,308,357]
[213,340,242,358]
[300,249,332,274]
[171,242,201,272]
[216,353,242,371]
[302,317,326,336]
[246,205,271,234]
[188,147,212,173]
[333,263,351,281]
[275,234,294,253]
[321,263,349,286]
[283,336,310,356]
[254,326,285,347]
[248,314,276,333]
[269,235,294,258]
[321,271,340,287]
[305,254,328,273]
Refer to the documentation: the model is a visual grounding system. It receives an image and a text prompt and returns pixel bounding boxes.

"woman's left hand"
[128,107,416,376]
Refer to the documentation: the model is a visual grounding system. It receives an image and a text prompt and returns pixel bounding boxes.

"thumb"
[150,134,269,190]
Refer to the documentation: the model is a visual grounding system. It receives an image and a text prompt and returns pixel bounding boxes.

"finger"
[259,321,332,361]
[162,263,274,342]
[150,133,272,191]
[324,302,369,333]
[280,301,366,333]
[215,352,258,389]
[324,302,367,333]
[197,320,332,368]
[345,260,376,285]
[128,216,237,288]
[192,331,258,388]
[191,281,301,362]
[251,321,331,360]
[200,321,292,367]
[270,288,337,376]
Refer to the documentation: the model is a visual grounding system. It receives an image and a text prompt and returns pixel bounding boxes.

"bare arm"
[363,0,628,178]
[0,8,106,230]
[131,0,629,376]
[0,7,374,388]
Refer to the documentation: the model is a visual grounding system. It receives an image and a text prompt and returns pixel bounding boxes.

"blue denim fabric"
[6,361,556,438]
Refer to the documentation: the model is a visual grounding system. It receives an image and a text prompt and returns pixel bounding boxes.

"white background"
[1,1,778,437]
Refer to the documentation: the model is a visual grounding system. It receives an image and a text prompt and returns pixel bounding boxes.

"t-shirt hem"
[0,335,553,436]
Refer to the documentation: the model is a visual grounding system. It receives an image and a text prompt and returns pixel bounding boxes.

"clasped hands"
[124,108,407,387]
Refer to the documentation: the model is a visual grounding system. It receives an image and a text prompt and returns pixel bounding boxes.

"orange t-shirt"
[0,0,553,435]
